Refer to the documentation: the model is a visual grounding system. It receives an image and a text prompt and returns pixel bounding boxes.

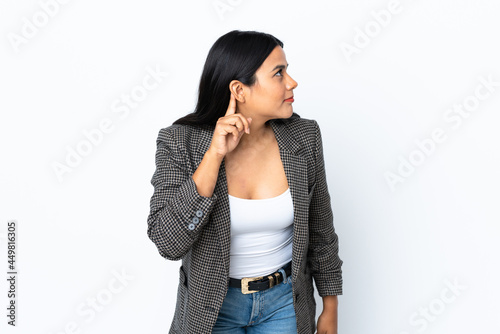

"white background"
[1,0,499,333]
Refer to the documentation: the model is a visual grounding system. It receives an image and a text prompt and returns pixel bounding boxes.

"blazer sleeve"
[147,127,218,261]
[307,120,343,296]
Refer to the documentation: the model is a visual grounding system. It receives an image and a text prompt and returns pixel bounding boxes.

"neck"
[235,111,274,149]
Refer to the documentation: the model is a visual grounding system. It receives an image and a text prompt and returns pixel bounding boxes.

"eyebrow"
[270,63,289,73]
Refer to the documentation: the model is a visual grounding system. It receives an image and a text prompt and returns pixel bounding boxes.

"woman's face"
[239,46,298,121]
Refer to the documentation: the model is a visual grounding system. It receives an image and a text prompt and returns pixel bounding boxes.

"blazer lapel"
[270,119,309,281]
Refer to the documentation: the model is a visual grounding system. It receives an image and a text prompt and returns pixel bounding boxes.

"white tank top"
[228,187,294,279]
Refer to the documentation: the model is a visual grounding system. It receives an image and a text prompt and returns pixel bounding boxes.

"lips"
[284,96,294,102]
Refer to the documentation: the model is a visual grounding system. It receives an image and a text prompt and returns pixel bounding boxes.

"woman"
[147,30,343,333]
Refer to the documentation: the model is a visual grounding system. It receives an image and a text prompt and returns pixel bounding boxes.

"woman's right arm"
[192,147,224,197]
[147,93,251,260]
[146,130,220,261]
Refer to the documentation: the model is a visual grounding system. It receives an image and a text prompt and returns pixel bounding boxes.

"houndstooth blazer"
[147,112,343,334]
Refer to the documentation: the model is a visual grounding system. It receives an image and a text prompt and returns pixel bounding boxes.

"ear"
[229,80,246,103]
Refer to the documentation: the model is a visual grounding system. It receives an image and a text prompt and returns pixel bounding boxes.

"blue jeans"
[212,275,297,333]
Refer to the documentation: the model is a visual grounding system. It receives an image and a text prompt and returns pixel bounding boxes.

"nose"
[286,73,298,90]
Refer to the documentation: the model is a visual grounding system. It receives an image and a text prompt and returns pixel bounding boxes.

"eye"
[275,69,283,77]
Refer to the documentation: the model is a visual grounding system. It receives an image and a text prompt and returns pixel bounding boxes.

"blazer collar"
[269,117,304,155]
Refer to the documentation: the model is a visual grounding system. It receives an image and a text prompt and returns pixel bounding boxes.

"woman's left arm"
[308,120,343,332]
[316,295,338,334]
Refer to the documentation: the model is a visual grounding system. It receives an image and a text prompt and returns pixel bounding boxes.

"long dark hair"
[173,30,284,127]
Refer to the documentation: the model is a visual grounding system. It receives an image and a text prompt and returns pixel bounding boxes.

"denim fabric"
[212,276,297,333]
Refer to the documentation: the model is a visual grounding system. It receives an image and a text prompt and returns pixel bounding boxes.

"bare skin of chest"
[224,138,289,200]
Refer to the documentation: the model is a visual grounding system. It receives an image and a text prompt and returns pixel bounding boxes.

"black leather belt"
[229,262,292,294]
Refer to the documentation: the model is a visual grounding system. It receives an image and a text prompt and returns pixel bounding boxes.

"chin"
[269,107,293,120]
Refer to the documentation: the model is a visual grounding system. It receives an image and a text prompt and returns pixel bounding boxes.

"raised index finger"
[225,93,237,116]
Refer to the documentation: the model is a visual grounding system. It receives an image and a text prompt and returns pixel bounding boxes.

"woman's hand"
[208,93,252,157]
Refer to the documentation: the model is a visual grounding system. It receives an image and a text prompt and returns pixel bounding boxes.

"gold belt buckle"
[241,276,263,294]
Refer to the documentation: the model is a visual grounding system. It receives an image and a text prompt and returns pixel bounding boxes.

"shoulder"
[157,123,212,141]
[156,123,214,153]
